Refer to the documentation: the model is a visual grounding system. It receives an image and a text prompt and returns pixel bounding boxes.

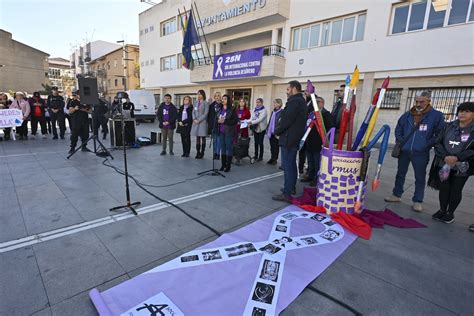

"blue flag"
[182,11,200,70]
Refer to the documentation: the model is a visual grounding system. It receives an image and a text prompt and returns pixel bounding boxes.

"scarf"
[266,108,281,138]
[410,104,432,124]
[182,105,189,121]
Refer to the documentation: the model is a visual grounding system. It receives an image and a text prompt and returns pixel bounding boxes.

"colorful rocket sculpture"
[337,67,359,150]
[299,81,327,150]
[362,77,391,147]
[351,89,380,151]
[366,124,391,192]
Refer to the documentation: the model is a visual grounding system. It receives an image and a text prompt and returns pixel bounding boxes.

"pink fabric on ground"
[355,208,427,228]
[289,186,317,205]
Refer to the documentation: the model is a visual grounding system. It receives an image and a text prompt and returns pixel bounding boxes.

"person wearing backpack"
[385,90,445,212]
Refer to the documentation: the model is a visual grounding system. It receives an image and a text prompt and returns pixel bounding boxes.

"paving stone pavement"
[0,123,473,316]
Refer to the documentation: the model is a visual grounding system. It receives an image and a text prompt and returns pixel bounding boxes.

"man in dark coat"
[207,92,222,159]
[47,87,66,139]
[272,81,307,201]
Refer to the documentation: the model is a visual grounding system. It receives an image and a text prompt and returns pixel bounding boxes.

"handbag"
[391,121,420,158]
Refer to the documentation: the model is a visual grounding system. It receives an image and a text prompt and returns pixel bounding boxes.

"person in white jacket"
[10,92,31,140]
[249,98,267,161]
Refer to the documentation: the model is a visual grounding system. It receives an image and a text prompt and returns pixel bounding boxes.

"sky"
[0,0,154,58]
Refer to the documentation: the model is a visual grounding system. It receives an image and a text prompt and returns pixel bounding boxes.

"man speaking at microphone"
[67,91,92,154]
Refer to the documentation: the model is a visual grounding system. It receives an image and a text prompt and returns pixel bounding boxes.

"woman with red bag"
[236,98,251,139]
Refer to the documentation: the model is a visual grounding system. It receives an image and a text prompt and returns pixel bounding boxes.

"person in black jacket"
[47,87,66,139]
[430,102,473,224]
[177,96,194,157]
[92,98,110,140]
[217,94,238,172]
[272,81,307,201]
[301,96,334,186]
[157,94,178,155]
[207,92,222,160]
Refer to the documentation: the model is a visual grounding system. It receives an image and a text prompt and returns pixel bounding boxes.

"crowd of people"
[155,81,473,227]
[1,82,472,228]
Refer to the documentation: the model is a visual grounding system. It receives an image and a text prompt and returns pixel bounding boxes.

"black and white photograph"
[259,244,282,255]
[202,250,222,261]
[282,213,298,220]
[324,220,337,226]
[320,230,341,242]
[301,237,318,245]
[251,307,267,316]
[225,243,257,257]
[180,254,199,263]
[252,282,275,304]
[275,225,287,232]
[279,219,286,224]
[311,214,326,222]
[259,259,280,282]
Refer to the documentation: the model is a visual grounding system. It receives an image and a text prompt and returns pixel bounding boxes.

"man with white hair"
[385,90,445,212]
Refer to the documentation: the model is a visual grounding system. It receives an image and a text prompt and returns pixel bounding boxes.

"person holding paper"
[236,98,251,139]
[249,98,267,162]
[10,92,31,140]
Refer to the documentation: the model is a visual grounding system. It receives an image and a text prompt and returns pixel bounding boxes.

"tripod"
[110,95,140,215]
[197,103,225,177]
[67,103,113,160]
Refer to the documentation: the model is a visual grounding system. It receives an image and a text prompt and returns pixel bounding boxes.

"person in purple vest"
[157,94,178,156]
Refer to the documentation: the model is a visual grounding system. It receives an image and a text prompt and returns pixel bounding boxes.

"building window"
[145,60,149,66]
[150,25,154,32]
[391,0,473,34]
[114,60,117,68]
[115,79,118,86]
[175,94,197,106]
[160,55,177,71]
[291,12,366,50]
[154,94,161,109]
[406,87,474,122]
[122,78,126,86]
[378,88,403,110]
[107,62,110,70]
[140,30,144,36]
[141,61,144,67]
[145,27,149,34]
[150,59,155,65]
[161,17,177,36]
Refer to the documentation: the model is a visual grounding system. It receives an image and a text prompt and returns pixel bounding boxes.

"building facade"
[89,45,140,102]
[0,29,49,94]
[70,40,122,77]
[48,57,76,95]
[139,0,474,138]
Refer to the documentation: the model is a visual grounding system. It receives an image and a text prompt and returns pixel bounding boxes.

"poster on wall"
[90,205,357,315]
[212,47,264,80]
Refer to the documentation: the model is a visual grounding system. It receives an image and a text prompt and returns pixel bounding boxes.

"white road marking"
[0,172,283,253]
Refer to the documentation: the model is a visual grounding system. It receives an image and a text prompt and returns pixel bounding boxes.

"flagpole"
[179,7,200,68]
[192,1,213,64]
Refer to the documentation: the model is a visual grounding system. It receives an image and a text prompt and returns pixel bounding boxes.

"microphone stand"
[110,96,141,215]
[197,102,225,177]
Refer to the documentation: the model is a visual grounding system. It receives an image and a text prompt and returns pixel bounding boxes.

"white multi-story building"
[139,0,474,135]
[70,40,121,76]
[48,57,75,94]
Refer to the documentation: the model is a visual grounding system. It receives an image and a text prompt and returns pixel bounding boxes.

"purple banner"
[212,47,264,80]
[90,205,356,315]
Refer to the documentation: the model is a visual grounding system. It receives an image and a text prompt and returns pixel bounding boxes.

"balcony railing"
[193,44,286,67]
